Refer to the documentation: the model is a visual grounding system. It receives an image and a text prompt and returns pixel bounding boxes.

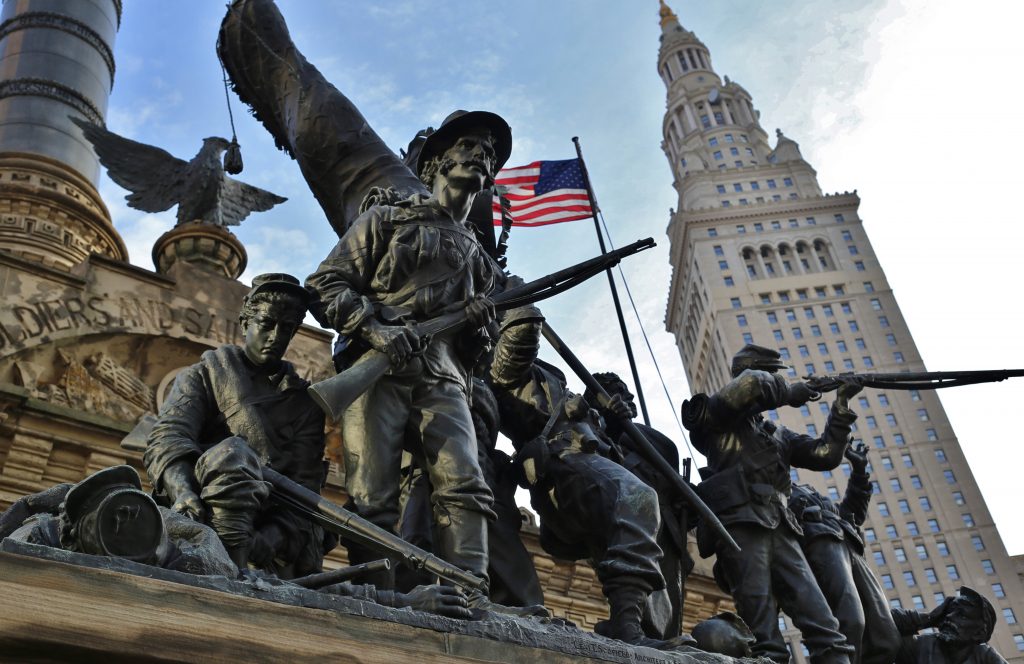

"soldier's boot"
[597,580,696,651]
[208,506,255,575]
[436,507,548,618]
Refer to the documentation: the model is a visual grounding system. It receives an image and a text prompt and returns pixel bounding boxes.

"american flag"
[491,159,594,227]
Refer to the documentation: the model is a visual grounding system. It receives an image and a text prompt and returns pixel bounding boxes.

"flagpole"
[572,136,651,427]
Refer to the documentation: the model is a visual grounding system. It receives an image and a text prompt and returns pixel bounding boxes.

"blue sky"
[104,0,1024,552]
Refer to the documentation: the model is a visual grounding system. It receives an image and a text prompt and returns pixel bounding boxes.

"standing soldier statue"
[681,344,860,663]
[789,443,901,663]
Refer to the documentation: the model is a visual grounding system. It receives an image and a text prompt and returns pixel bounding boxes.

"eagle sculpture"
[71,117,286,227]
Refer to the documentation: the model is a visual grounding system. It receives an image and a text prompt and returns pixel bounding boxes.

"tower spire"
[659,0,678,29]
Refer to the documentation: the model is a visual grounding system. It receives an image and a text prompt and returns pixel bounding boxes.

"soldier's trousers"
[804,538,900,664]
[716,524,853,664]
[194,437,270,553]
[531,451,665,593]
[342,374,495,580]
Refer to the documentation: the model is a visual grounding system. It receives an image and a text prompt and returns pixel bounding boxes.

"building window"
[779,291,791,302]
[879,316,890,327]
[799,404,811,417]
[863,281,875,292]
[885,525,898,539]
[962,513,975,527]
[737,225,746,234]
[878,395,889,406]
[848,245,859,255]
[730,147,739,157]
[807,424,818,436]
[937,541,949,556]
[841,230,853,241]
[925,568,937,584]
[721,200,731,208]
[827,486,839,501]
[907,521,919,536]
[730,297,741,308]
[911,475,923,489]
[919,497,932,511]
[952,491,965,506]
[886,333,897,346]
[878,502,890,517]
[1013,634,1023,651]
[785,309,797,322]
[849,321,860,332]
[708,228,718,237]
[885,414,897,427]
[713,150,723,160]
[719,260,729,270]
[779,347,791,359]
[903,571,916,587]
[733,182,743,192]
[917,408,929,421]
[724,276,734,286]
[824,360,835,372]
[993,583,1005,599]
[873,436,885,449]
[894,547,907,563]
[792,327,803,339]
[894,352,904,363]
[844,359,855,371]
[982,559,994,574]
[915,543,928,560]
[754,222,763,231]
[716,184,726,193]
[863,356,874,368]
[929,519,941,534]
[943,469,955,483]
[912,595,925,611]
[767,312,778,323]
[784,177,794,187]
[855,338,866,349]
[902,454,914,468]
[926,429,938,441]
[946,564,959,581]
[709,137,719,147]
[855,261,865,271]
[881,573,894,589]
[811,325,822,337]
[971,536,985,551]
[870,298,882,311]
[767,179,777,188]
[742,332,754,344]
[873,550,886,566]
[806,216,817,226]
[822,304,834,317]
[881,455,893,470]
[1005,609,1019,626]
[773,330,784,342]
[867,416,878,429]
[841,302,853,314]
[834,213,845,222]
[737,314,748,326]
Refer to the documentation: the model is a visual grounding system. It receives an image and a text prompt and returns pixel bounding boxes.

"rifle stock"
[308,237,656,419]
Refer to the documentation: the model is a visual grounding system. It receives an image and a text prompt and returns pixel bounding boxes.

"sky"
[104,0,1024,553]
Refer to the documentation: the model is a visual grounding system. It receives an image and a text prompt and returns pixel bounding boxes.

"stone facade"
[657,2,1024,660]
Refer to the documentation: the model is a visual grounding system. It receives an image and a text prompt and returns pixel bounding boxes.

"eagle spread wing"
[71,117,189,213]
[219,177,287,227]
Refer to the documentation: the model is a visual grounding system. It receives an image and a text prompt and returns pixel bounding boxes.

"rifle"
[540,323,742,555]
[804,369,1024,396]
[261,467,487,593]
[308,237,657,420]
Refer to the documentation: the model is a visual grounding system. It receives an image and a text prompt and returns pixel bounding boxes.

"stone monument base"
[0,539,757,663]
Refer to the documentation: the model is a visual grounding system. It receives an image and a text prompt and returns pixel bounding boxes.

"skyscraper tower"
[0,0,126,269]
[657,2,1024,660]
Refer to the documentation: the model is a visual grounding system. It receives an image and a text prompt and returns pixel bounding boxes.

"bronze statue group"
[0,1,1009,662]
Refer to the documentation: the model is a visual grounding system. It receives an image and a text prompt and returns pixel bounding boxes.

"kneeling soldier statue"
[144,273,329,578]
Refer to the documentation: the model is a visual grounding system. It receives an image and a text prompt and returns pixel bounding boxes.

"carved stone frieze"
[0,78,103,125]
